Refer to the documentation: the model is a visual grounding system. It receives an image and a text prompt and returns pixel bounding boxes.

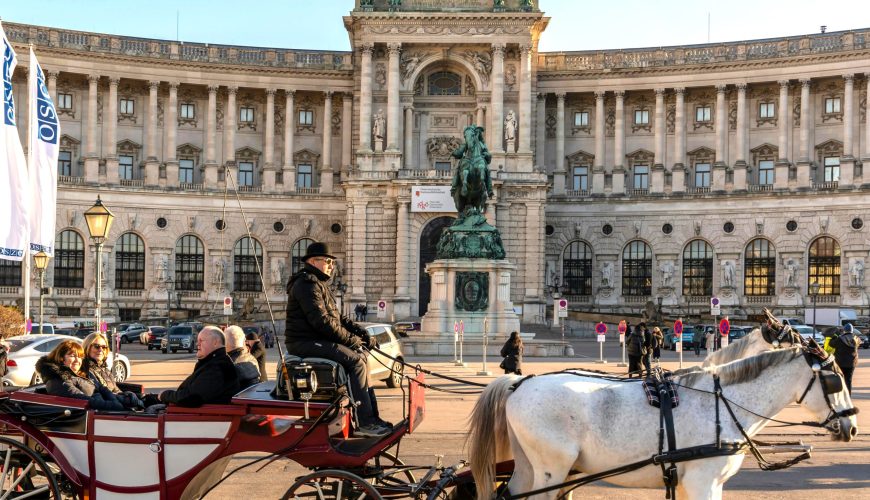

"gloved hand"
[348,336,364,350]
[363,334,379,349]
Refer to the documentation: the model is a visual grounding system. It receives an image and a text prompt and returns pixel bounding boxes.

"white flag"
[28,47,59,257]
[0,23,29,262]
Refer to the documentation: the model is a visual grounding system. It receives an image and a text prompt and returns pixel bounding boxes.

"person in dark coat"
[829,324,860,394]
[245,331,268,382]
[81,332,143,410]
[651,326,664,362]
[225,325,261,389]
[159,326,240,407]
[284,241,389,438]
[639,323,653,376]
[35,340,126,411]
[625,323,651,378]
[499,331,524,375]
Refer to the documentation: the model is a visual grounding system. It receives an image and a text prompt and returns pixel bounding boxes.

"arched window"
[562,241,592,296]
[682,240,713,296]
[54,230,85,288]
[427,71,462,96]
[0,259,21,287]
[234,237,263,292]
[115,232,145,290]
[622,241,652,296]
[291,238,314,274]
[744,239,776,296]
[808,236,841,295]
[175,235,204,291]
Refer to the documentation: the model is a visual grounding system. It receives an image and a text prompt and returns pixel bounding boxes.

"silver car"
[363,323,405,388]
[792,325,825,344]
[2,334,132,387]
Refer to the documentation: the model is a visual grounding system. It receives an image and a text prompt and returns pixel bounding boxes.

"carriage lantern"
[290,363,319,419]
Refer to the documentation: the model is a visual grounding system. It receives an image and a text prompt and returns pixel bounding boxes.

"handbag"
[499,358,507,369]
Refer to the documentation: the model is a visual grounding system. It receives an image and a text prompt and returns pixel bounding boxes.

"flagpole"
[23,45,35,328]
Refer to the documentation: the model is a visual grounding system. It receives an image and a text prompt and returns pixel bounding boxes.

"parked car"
[393,321,421,338]
[28,323,56,335]
[363,323,405,388]
[1,334,132,387]
[145,326,168,350]
[117,323,148,344]
[728,326,753,343]
[792,325,825,344]
[161,324,199,353]
[75,327,94,339]
[664,326,696,350]
[779,317,806,327]
[858,333,870,349]
[55,327,77,337]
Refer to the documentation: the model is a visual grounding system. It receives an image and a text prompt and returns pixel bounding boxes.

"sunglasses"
[91,344,109,351]
[313,257,335,265]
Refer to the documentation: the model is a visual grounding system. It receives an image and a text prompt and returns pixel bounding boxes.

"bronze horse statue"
[451,125,494,219]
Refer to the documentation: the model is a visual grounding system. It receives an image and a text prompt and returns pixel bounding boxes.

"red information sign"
[595,322,607,334]
[618,320,627,333]
[719,318,731,336]
[673,319,684,337]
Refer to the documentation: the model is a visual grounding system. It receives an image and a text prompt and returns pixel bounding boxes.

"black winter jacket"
[159,348,240,407]
[500,340,523,373]
[284,263,367,348]
[228,348,261,389]
[831,333,860,368]
[35,357,125,411]
[248,341,268,382]
[82,358,121,394]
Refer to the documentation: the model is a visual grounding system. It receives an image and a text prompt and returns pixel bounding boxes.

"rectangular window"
[56,307,80,317]
[120,98,135,115]
[572,166,588,191]
[179,159,194,184]
[57,93,73,110]
[634,109,649,125]
[695,106,711,122]
[824,156,840,182]
[759,102,775,119]
[118,308,141,322]
[694,163,711,187]
[238,161,254,186]
[633,165,649,189]
[573,111,589,127]
[119,155,134,180]
[825,97,841,114]
[58,151,72,176]
[434,161,452,173]
[298,110,313,126]
[180,103,195,119]
[0,259,21,287]
[758,160,774,185]
[297,164,313,188]
[239,106,254,123]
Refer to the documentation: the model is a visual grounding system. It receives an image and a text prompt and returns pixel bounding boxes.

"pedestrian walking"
[705,328,715,353]
[625,324,643,378]
[639,323,652,377]
[694,328,702,356]
[499,331,523,375]
[828,324,860,394]
[651,326,664,363]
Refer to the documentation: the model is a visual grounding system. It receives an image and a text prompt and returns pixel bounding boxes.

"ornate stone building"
[2,0,869,326]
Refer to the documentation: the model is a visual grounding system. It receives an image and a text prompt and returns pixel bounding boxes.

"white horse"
[702,325,800,367]
[467,346,858,500]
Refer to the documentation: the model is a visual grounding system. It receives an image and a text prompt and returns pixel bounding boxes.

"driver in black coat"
[284,242,390,438]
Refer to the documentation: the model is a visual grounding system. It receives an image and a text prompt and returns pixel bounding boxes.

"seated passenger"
[159,326,240,407]
[284,241,389,438]
[81,332,144,410]
[35,340,126,411]
[224,325,261,389]
[246,331,268,382]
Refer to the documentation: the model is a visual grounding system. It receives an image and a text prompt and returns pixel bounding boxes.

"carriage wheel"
[0,436,63,498]
[370,451,416,497]
[282,470,382,500]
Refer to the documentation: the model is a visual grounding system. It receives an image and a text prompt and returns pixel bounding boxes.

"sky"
[1,0,868,52]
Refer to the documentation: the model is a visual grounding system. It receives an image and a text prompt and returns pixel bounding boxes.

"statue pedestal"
[374,138,384,152]
[420,258,521,338]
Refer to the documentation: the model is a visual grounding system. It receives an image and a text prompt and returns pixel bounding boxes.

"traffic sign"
[25,318,32,333]
[100,321,107,333]
[459,320,465,335]
[673,319,684,337]
[558,298,568,318]
[710,296,721,315]
[719,318,731,336]
[377,300,387,319]
[597,334,606,343]
[595,322,607,334]
[223,296,233,315]
[618,320,627,334]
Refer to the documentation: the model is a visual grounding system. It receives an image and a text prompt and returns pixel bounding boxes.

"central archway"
[418,216,455,316]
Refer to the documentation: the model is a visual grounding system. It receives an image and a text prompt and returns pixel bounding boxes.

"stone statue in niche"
[503,110,517,142]
[212,258,227,285]
[784,258,799,288]
[155,256,168,282]
[271,258,287,287]
[601,261,613,288]
[722,260,735,288]
[849,259,864,287]
[372,109,386,142]
[660,260,674,288]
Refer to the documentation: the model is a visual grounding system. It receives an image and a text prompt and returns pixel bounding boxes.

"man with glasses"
[284,241,388,437]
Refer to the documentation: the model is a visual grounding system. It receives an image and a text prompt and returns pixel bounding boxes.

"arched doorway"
[418,216,455,316]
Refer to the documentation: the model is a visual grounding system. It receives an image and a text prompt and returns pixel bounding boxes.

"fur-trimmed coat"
[35,357,125,411]
[228,348,261,389]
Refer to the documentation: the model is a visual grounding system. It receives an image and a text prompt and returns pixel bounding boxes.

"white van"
[28,323,55,335]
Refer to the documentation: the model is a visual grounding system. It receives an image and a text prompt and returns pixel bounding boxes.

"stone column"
[224,86,237,163]
[775,80,790,189]
[840,74,856,187]
[395,198,410,296]
[47,70,58,102]
[358,43,374,152]
[732,83,748,191]
[284,90,296,191]
[614,90,625,168]
[386,43,402,151]
[321,91,333,193]
[535,93,546,168]
[143,80,160,186]
[263,88,276,192]
[712,84,728,191]
[490,43,506,154]
[865,73,870,164]
[518,44,533,153]
[165,81,179,187]
[797,78,812,188]
[476,104,485,128]
[104,77,120,184]
[83,74,100,182]
[204,85,218,187]
[672,87,686,193]
[341,92,352,169]
[554,92,566,194]
[403,105,414,169]
[594,91,606,169]
[652,88,666,193]
[350,201,368,300]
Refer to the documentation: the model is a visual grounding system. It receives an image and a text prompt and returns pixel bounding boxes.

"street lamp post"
[333,276,348,316]
[810,281,821,336]
[84,197,115,332]
[165,277,173,318]
[33,251,50,335]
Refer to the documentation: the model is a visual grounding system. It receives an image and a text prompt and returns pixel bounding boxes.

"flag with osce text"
[28,47,59,256]
[0,22,29,262]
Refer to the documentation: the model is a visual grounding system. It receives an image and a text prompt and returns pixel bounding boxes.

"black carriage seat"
[274,354,353,404]
[1,385,89,434]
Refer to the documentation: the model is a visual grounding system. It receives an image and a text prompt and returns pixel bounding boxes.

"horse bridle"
[795,340,859,427]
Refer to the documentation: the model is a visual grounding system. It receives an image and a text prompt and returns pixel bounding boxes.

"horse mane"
[702,327,763,366]
[675,346,803,388]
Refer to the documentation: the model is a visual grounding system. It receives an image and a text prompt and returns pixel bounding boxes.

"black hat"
[302,241,337,262]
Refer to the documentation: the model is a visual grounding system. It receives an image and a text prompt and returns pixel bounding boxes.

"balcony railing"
[815,294,840,304]
[295,187,320,195]
[56,288,83,296]
[179,182,204,191]
[59,175,85,185]
[565,189,589,197]
[120,179,144,187]
[748,184,773,192]
[623,295,649,304]
[688,186,711,194]
[237,185,262,193]
[626,188,649,196]
[116,289,143,297]
[812,181,839,190]
[0,286,19,294]
[744,295,774,304]
[396,169,451,180]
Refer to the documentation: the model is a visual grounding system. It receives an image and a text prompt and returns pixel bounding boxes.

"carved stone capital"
[227,86,238,95]
[778,79,790,88]
[800,78,812,86]
[654,88,666,96]
[715,84,727,93]
[207,85,219,94]
[323,90,333,100]
[343,91,353,99]
[594,90,606,100]
[519,43,532,54]
[108,77,120,86]
[537,92,546,100]
[736,83,747,91]
[265,88,277,96]
[387,42,402,56]
[359,42,374,55]
[284,89,296,98]
[47,70,60,80]
[614,90,626,98]
[168,81,180,90]
[844,73,854,82]
[555,92,566,101]
[148,80,160,91]
[491,43,506,57]
[87,74,101,84]
[673,87,685,96]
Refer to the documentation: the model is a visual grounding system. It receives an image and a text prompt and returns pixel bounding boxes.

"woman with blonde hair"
[82,333,144,409]
[35,340,125,411]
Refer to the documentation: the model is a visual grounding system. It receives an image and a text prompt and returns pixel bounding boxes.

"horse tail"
[466,375,518,500]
